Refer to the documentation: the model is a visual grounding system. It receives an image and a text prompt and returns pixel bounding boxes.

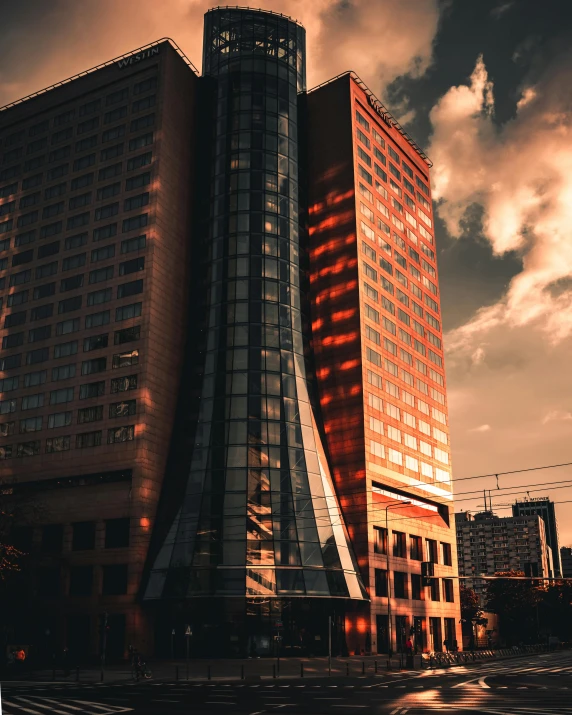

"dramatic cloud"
[0,0,440,108]
[430,54,572,539]
[430,52,572,340]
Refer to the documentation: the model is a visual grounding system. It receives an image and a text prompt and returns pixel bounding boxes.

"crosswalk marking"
[2,697,133,715]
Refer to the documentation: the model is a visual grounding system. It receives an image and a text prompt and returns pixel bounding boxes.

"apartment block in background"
[307,73,461,655]
[456,511,553,601]
[0,41,198,659]
[512,497,561,577]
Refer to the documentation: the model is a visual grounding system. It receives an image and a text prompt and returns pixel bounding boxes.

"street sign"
[275,621,283,628]
[185,625,192,636]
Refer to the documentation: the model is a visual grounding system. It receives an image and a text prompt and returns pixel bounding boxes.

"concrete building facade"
[456,511,553,601]
[512,497,561,577]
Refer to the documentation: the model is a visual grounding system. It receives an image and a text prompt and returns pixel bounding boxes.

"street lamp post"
[385,501,411,658]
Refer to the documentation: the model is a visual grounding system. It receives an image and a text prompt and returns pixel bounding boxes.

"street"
[2,650,572,714]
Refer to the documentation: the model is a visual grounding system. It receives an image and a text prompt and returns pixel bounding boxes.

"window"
[122,214,148,233]
[93,223,117,242]
[19,416,42,433]
[127,152,151,171]
[76,430,102,448]
[87,288,112,307]
[28,325,51,343]
[124,193,149,212]
[121,235,146,254]
[52,364,76,381]
[105,518,130,548]
[441,542,452,566]
[107,87,129,105]
[95,202,119,221]
[16,440,41,457]
[21,393,44,410]
[394,571,408,599]
[374,526,387,555]
[104,106,127,124]
[134,76,157,95]
[410,535,423,561]
[0,398,17,414]
[62,253,86,271]
[69,565,93,597]
[73,153,96,171]
[109,399,136,418]
[26,347,49,365]
[408,573,423,601]
[38,241,60,260]
[370,439,384,458]
[0,349,20,373]
[71,173,94,191]
[99,163,122,181]
[85,310,110,329]
[2,333,24,349]
[102,564,128,595]
[129,133,153,151]
[108,424,134,443]
[47,411,72,429]
[89,266,114,285]
[58,296,82,314]
[15,230,36,247]
[126,172,150,192]
[132,94,156,113]
[49,387,73,405]
[81,357,106,375]
[112,349,139,369]
[430,578,440,602]
[393,531,406,558]
[374,568,388,597]
[47,164,68,181]
[115,302,142,322]
[65,232,88,251]
[119,257,145,276]
[45,435,70,453]
[111,374,137,393]
[102,126,126,143]
[97,183,120,200]
[4,311,27,328]
[10,269,32,287]
[426,539,438,564]
[79,380,105,399]
[60,274,84,292]
[443,579,454,602]
[72,521,95,551]
[77,405,103,424]
[23,370,46,388]
[54,340,78,359]
[69,192,91,210]
[82,331,108,352]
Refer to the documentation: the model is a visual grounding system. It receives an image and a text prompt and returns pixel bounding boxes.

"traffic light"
[421,561,434,587]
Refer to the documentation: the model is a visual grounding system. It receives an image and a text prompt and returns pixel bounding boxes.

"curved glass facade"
[144,8,365,607]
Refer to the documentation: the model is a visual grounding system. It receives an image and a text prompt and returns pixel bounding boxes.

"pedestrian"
[405,638,413,654]
[443,639,449,653]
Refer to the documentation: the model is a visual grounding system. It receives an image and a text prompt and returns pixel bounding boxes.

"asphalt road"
[2,650,572,714]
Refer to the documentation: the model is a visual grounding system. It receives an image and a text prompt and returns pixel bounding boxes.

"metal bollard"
[207,665,211,681]
[176,665,179,681]
[362,661,365,675]
[346,662,349,676]
[300,662,304,678]
[241,665,244,680]
[386,659,391,671]
[273,664,276,679]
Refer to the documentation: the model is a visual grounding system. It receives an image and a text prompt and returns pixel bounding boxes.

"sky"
[2,0,572,545]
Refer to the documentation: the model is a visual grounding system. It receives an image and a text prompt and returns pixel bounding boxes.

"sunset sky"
[2,0,572,545]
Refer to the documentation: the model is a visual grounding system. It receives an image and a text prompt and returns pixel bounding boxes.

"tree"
[460,586,487,648]
[485,571,543,646]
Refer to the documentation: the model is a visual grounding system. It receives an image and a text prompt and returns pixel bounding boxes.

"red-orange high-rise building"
[307,73,460,654]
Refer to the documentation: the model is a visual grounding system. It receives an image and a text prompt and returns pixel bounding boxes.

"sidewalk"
[7,646,553,684]
[7,654,419,684]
